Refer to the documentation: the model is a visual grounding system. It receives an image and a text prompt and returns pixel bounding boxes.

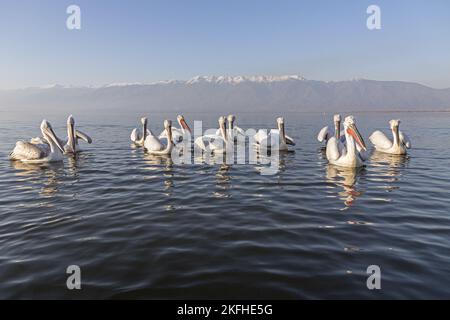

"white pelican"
[63,115,92,154]
[326,116,367,168]
[144,120,174,155]
[216,115,245,142]
[369,119,411,155]
[195,116,229,154]
[131,117,151,146]
[9,120,65,163]
[159,115,191,144]
[318,114,343,144]
[254,117,295,151]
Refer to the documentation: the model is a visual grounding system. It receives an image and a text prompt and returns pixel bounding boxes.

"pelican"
[369,119,411,155]
[131,117,150,146]
[159,115,191,143]
[144,120,174,155]
[318,114,343,144]
[254,117,295,151]
[63,115,92,153]
[326,116,367,168]
[216,115,245,143]
[195,116,229,154]
[9,120,65,163]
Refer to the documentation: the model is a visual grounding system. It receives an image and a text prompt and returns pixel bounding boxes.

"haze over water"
[0,109,449,299]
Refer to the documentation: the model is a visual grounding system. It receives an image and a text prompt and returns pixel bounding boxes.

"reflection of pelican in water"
[369,151,409,188]
[214,164,232,198]
[143,153,174,193]
[326,165,365,208]
[10,161,64,198]
[252,149,288,176]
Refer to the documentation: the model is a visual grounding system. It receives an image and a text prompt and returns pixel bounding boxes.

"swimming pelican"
[159,115,191,143]
[63,115,92,153]
[144,120,174,155]
[195,116,229,154]
[9,120,65,163]
[318,114,343,143]
[216,115,245,143]
[369,119,411,155]
[326,116,367,168]
[253,117,295,151]
[131,117,150,146]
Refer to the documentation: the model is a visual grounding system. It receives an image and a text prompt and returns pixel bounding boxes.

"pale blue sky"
[1,0,449,89]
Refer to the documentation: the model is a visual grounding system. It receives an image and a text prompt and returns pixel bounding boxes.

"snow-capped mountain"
[1,75,449,113]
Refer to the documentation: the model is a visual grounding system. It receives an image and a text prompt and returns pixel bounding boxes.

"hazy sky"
[1,0,449,89]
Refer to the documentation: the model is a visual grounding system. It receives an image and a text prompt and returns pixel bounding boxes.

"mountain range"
[1,75,449,113]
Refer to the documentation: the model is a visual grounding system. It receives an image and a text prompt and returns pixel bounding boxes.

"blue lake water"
[0,110,449,299]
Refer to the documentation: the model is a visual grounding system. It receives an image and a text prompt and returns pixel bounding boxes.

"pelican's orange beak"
[347,124,367,151]
[180,117,191,134]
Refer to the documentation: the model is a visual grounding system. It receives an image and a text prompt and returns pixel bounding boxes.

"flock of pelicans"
[9,114,411,168]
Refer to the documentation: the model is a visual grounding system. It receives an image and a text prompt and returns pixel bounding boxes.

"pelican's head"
[40,120,65,153]
[389,119,401,129]
[218,116,226,126]
[333,114,341,123]
[67,115,75,125]
[141,117,148,125]
[227,114,236,125]
[41,119,51,131]
[177,115,191,133]
[164,119,172,129]
[277,117,285,125]
[344,115,367,151]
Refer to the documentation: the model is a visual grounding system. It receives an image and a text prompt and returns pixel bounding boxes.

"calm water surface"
[0,110,449,299]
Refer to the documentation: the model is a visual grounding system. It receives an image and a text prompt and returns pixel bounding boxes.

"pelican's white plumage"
[9,120,65,163]
[63,115,92,153]
[196,116,229,154]
[159,115,191,144]
[131,117,151,146]
[254,117,295,151]
[318,114,343,143]
[144,120,174,155]
[369,119,411,155]
[326,116,367,168]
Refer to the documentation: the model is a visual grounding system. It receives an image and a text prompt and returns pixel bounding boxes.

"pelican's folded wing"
[76,130,92,144]
[235,126,245,136]
[399,131,411,149]
[369,130,392,149]
[317,126,329,142]
[9,141,44,161]
[158,129,167,140]
[144,135,164,151]
[131,128,140,142]
[285,134,295,146]
[253,129,268,144]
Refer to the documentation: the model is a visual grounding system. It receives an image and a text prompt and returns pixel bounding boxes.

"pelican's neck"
[228,120,234,140]
[177,118,183,134]
[142,121,148,140]
[220,122,228,143]
[67,122,75,150]
[278,122,286,145]
[43,132,57,155]
[335,121,341,139]
[344,130,358,158]
[392,126,400,147]
[165,127,174,151]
